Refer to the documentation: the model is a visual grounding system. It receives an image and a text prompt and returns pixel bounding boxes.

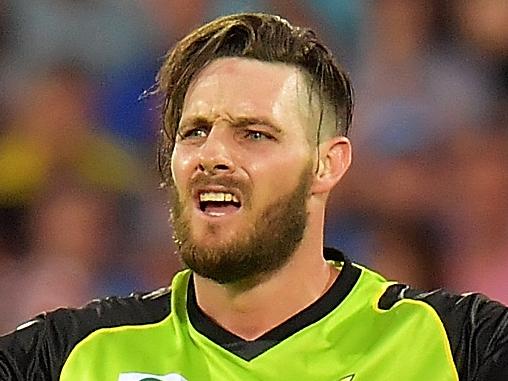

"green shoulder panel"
[60,271,192,381]
[327,264,459,380]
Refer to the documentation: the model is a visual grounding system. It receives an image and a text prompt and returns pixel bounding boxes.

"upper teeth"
[200,192,239,203]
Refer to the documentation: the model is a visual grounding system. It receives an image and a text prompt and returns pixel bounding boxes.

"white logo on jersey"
[118,373,188,381]
[339,375,355,381]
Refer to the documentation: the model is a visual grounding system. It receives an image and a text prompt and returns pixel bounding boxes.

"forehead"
[181,57,311,127]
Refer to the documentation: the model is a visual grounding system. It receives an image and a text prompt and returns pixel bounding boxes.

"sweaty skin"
[173,58,311,247]
[171,57,352,340]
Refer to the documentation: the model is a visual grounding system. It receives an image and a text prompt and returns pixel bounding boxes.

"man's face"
[170,57,316,284]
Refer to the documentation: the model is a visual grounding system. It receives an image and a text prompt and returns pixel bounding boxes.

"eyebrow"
[178,116,212,130]
[230,116,282,133]
[179,115,282,134]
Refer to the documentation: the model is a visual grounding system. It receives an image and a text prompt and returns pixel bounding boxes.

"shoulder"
[378,283,508,381]
[0,287,172,381]
[331,245,508,381]
[45,286,172,338]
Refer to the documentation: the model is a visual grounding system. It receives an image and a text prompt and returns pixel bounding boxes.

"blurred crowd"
[0,0,507,333]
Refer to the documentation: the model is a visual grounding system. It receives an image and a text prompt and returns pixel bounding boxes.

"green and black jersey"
[1,248,507,380]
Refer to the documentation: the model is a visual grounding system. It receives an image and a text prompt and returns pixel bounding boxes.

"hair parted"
[156,12,354,185]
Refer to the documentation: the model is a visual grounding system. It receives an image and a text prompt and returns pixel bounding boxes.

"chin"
[194,236,237,252]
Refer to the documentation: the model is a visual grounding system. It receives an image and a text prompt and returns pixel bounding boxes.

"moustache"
[187,173,251,202]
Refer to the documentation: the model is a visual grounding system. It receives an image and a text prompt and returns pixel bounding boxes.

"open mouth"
[198,191,242,216]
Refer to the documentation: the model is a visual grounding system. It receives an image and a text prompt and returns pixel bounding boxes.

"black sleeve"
[447,293,508,381]
[0,312,75,381]
[0,289,171,380]
[380,285,508,380]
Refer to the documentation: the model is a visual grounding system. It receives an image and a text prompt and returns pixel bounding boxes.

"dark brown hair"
[156,12,354,184]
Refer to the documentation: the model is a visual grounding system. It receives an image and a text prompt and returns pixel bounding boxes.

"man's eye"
[245,130,272,141]
[180,128,208,140]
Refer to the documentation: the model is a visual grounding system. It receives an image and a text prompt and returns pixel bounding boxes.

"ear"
[311,136,351,195]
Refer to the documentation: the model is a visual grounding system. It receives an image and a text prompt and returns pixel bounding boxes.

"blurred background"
[0,0,507,333]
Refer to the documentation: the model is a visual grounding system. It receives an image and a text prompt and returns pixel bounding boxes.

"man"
[1,12,507,380]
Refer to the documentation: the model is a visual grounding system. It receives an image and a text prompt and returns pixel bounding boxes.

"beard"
[169,163,313,286]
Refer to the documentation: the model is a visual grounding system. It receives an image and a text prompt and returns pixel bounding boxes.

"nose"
[197,128,235,175]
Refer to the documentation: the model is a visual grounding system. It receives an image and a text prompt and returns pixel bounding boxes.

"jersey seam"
[373,295,460,381]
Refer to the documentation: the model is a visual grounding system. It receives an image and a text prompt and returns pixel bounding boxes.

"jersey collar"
[186,247,361,361]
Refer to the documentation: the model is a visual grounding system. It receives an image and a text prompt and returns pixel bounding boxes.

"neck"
[193,211,338,340]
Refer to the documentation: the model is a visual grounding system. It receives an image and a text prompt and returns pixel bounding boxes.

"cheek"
[250,149,312,192]
[170,147,194,190]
